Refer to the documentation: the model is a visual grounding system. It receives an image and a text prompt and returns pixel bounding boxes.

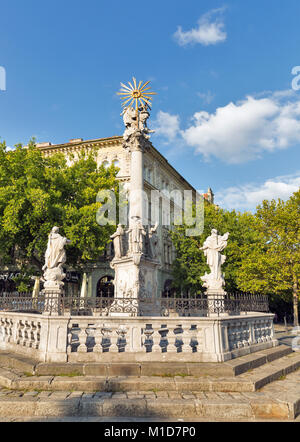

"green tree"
[0,140,119,289]
[237,190,300,326]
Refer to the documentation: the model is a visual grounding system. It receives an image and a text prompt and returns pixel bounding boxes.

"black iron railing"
[0,291,269,317]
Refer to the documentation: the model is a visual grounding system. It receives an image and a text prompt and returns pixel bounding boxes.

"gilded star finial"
[117,77,156,111]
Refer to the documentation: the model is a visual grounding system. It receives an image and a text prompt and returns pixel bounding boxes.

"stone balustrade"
[0,311,277,363]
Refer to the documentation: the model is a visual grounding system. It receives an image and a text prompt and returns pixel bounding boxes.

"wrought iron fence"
[160,291,269,316]
[0,291,269,317]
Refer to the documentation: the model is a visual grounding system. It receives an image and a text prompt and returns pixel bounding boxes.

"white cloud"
[152,111,180,141]
[197,90,215,104]
[174,8,227,47]
[181,91,300,164]
[215,173,300,211]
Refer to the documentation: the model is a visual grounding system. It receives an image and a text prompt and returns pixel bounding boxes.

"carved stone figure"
[127,217,146,254]
[138,104,154,139]
[42,226,71,290]
[110,224,124,259]
[148,222,159,259]
[200,229,229,292]
[122,107,137,141]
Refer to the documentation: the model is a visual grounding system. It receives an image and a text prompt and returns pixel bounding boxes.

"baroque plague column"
[109,78,160,316]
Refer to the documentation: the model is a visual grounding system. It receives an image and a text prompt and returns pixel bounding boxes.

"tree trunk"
[293,277,299,327]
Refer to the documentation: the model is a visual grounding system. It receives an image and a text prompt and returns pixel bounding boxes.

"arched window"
[96,275,114,298]
[102,160,109,169]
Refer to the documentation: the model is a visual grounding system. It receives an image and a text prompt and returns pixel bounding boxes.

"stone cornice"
[39,135,198,194]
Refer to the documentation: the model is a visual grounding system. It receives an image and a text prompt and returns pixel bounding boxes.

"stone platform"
[1,344,300,420]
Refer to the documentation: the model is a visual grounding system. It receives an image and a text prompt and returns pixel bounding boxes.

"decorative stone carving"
[200,229,229,293]
[42,227,71,290]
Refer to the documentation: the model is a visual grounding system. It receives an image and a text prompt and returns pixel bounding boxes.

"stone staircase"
[0,345,300,420]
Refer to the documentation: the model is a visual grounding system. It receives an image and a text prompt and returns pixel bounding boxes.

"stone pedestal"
[110,253,160,317]
[206,289,227,317]
[42,287,63,316]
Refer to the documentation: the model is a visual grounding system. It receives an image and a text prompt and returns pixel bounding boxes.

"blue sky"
[0,0,300,211]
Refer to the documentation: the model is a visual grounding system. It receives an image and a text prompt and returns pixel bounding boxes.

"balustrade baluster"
[93,326,103,352]
[151,325,161,353]
[26,321,32,347]
[181,325,192,353]
[167,326,177,353]
[109,326,119,353]
[67,328,73,354]
[116,325,128,352]
[19,320,26,346]
[31,322,38,349]
[77,324,87,352]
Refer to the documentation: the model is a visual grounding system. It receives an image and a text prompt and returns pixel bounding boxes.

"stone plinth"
[42,288,63,316]
[110,254,160,317]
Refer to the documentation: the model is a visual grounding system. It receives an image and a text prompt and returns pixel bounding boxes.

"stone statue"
[200,229,229,292]
[42,226,71,290]
[122,104,154,142]
[148,222,159,259]
[110,224,125,259]
[127,217,146,254]
[138,104,155,139]
[122,107,136,141]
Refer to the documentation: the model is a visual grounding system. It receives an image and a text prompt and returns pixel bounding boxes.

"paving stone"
[103,398,147,417]
[22,391,39,397]
[68,391,84,398]
[47,392,71,400]
[182,394,196,400]
[146,399,197,418]
[112,393,127,399]
[167,392,182,399]
[154,391,169,398]
[37,391,52,399]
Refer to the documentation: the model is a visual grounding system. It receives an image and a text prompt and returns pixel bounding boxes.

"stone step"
[0,350,299,394]
[0,345,292,378]
[0,389,297,420]
[0,352,37,375]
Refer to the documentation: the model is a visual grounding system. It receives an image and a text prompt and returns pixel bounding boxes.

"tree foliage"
[236,190,300,324]
[0,140,118,277]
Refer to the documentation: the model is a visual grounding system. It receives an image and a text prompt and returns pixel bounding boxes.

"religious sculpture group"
[110,218,159,261]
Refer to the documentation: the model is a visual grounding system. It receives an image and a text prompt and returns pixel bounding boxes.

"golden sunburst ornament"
[117,77,156,112]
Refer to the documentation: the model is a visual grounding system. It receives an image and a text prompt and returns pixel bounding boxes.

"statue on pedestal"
[42,226,71,290]
[200,229,229,293]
